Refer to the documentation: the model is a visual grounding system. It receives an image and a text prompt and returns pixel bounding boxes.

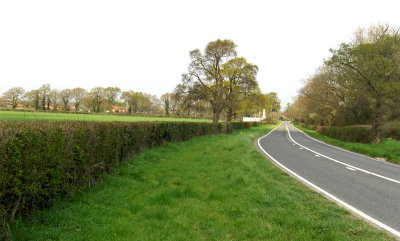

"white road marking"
[285,124,400,185]
[290,124,400,168]
[257,124,400,238]
[314,154,320,157]
[346,167,356,171]
[299,148,303,150]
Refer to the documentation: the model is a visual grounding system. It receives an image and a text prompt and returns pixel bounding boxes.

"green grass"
[10,125,393,240]
[0,111,210,122]
[296,125,400,165]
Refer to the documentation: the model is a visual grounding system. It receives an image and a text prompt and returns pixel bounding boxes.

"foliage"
[382,121,400,140]
[316,125,373,143]
[236,92,281,118]
[60,89,72,111]
[180,39,260,123]
[71,87,87,112]
[0,120,259,239]
[1,87,25,109]
[286,24,400,142]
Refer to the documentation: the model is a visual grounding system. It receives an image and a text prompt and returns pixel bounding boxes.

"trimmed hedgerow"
[316,125,373,143]
[0,121,262,238]
[382,121,400,141]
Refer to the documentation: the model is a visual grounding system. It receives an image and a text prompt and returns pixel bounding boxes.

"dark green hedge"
[316,125,373,143]
[0,121,262,238]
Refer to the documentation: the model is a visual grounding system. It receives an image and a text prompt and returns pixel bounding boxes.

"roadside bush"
[316,125,373,143]
[298,123,317,130]
[382,121,400,140]
[0,121,260,239]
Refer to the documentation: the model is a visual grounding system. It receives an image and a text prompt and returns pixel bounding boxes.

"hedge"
[0,120,265,239]
[315,125,373,143]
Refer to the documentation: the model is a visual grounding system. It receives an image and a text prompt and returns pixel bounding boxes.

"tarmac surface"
[258,122,400,237]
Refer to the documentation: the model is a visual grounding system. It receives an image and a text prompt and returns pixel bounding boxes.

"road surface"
[257,122,400,238]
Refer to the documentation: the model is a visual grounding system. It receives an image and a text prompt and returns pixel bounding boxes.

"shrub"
[0,121,260,239]
[316,125,373,143]
[382,121,400,140]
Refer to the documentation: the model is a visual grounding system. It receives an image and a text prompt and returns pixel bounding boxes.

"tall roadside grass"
[10,125,392,240]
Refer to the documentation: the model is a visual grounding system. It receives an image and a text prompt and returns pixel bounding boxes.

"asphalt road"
[257,122,400,238]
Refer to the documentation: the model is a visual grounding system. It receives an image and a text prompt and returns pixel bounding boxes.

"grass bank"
[296,125,400,165]
[11,125,392,240]
[0,111,210,122]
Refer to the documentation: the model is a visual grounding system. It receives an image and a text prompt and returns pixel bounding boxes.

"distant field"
[0,111,210,122]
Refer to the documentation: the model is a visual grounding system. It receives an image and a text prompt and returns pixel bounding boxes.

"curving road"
[257,122,400,238]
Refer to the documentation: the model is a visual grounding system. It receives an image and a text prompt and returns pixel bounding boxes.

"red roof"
[112,106,126,110]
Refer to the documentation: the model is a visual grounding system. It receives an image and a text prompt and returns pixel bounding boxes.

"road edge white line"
[290,124,400,168]
[286,125,400,184]
[257,123,400,238]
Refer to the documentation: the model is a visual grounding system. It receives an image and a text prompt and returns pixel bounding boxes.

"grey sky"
[1,0,399,108]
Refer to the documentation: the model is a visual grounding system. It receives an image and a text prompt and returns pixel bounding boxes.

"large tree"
[87,87,105,112]
[104,87,121,109]
[160,93,172,116]
[71,88,87,112]
[2,87,25,109]
[183,39,247,123]
[48,89,61,110]
[60,89,72,111]
[327,27,400,141]
[24,89,41,110]
[222,57,259,121]
[38,84,51,110]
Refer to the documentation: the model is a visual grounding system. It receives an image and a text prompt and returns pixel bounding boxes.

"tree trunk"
[42,97,46,110]
[226,106,233,123]
[372,99,383,143]
[212,106,222,124]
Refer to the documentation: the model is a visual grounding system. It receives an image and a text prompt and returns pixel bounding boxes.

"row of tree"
[2,83,280,120]
[1,39,281,121]
[285,24,400,141]
[0,85,160,114]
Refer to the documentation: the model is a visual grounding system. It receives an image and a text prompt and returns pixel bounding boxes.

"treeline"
[1,84,280,121]
[0,85,161,115]
[286,24,400,141]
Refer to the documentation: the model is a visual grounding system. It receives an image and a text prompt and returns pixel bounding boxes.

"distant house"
[15,104,25,109]
[243,109,267,122]
[111,106,127,113]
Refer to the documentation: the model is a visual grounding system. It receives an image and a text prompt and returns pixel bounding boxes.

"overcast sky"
[1,0,399,108]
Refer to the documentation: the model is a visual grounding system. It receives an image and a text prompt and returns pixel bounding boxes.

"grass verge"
[11,125,393,240]
[0,111,210,122]
[296,125,400,165]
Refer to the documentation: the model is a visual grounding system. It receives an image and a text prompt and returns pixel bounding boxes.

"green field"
[11,125,392,240]
[296,125,400,165]
[0,111,210,122]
